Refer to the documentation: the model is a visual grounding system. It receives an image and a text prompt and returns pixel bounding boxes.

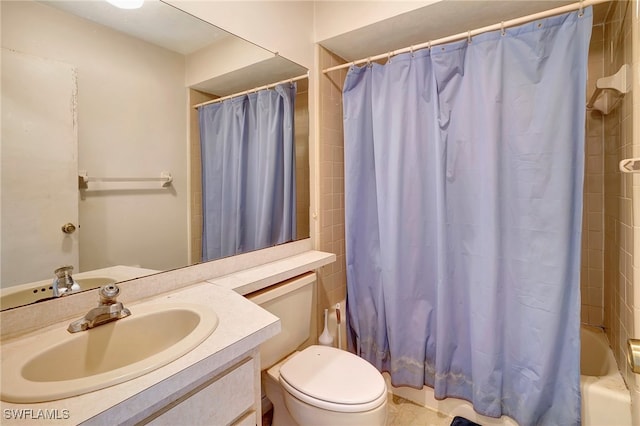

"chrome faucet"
[53,265,81,297]
[67,284,131,333]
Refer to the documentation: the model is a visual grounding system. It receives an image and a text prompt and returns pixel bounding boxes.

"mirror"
[1,0,309,310]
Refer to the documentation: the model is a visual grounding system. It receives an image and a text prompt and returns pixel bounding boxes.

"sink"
[1,303,218,403]
[0,276,117,309]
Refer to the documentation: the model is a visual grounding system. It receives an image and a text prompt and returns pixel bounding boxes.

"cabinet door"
[1,48,79,286]
[232,411,258,426]
[148,359,255,426]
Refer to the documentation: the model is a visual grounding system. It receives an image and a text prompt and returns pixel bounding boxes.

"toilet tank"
[246,272,315,369]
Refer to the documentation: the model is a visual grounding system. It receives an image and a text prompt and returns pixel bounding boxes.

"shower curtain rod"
[193,73,308,109]
[322,0,608,74]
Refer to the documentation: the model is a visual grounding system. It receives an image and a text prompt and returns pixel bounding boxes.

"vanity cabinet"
[145,356,259,426]
[78,346,265,426]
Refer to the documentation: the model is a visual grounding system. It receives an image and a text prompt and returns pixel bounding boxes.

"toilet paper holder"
[628,339,640,374]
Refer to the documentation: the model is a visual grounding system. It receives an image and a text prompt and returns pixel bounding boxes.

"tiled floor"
[387,394,453,426]
[262,394,453,426]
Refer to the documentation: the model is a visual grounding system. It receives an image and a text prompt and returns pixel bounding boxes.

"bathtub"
[384,326,632,425]
[580,326,632,426]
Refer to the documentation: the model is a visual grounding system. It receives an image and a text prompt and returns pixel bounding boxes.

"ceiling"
[39,0,231,55]
[39,1,612,65]
[320,0,612,62]
[36,0,307,96]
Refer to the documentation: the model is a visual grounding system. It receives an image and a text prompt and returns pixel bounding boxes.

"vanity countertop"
[0,281,280,425]
[208,249,335,295]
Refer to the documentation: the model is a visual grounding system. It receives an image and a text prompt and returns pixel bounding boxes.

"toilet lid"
[279,345,386,412]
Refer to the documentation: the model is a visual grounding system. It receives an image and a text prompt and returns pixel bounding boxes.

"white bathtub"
[384,326,632,425]
[580,326,632,426]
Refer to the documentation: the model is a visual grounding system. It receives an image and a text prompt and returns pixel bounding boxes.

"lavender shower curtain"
[344,9,592,425]
[199,84,296,261]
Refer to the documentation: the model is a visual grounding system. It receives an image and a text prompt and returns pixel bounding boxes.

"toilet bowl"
[247,273,388,426]
[265,345,387,426]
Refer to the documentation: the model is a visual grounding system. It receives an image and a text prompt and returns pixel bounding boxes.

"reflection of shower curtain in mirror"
[199,84,296,261]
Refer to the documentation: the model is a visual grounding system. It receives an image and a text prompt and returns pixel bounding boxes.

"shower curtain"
[344,9,591,425]
[199,84,296,261]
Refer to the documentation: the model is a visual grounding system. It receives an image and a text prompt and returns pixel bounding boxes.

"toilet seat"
[278,345,387,413]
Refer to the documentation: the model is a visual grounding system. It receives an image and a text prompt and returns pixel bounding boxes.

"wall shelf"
[586,64,632,115]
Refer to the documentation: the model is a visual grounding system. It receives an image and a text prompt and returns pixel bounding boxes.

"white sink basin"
[1,303,218,403]
[0,276,117,309]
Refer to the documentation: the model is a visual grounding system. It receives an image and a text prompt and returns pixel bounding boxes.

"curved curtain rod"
[194,73,309,109]
[322,0,608,74]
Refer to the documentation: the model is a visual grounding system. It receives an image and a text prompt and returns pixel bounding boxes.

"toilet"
[247,273,388,426]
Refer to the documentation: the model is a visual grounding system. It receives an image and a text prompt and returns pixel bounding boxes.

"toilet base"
[283,390,387,426]
[264,362,298,426]
[263,353,388,426]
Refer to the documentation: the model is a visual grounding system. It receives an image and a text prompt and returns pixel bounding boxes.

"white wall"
[313,0,436,44]
[168,0,315,70]
[185,34,273,89]
[1,1,189,274]
[170,1,439,70]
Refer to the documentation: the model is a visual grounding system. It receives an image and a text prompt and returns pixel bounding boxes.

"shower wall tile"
[188,89,216,264]
[582,19,606,328]
[588,212,603,231]
[316,46,348,335]
[602,0,635,390]
[295,84,311,240]
[634,4,640,402]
